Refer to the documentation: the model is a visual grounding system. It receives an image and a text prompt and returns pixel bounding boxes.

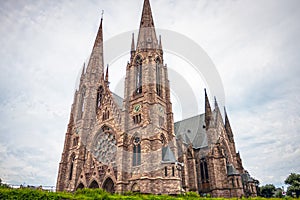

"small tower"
[204,89,212,130]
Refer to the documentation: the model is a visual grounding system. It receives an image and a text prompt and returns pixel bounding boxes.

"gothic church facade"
[56,0,257,197]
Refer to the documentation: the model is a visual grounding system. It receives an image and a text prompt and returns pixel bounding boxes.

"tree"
[285,173,300,198]
[260,184,276,198]
[274,187,283,198]
[0,178,10,188]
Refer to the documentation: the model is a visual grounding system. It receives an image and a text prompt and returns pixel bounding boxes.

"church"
[56,0,258,197]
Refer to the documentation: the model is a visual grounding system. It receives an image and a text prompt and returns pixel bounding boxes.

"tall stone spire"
[86,16,104,78]
[136,0,158,50]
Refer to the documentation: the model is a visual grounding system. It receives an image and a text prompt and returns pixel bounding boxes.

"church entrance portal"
[102,178,115,193]
[76,183,84,190]
[89,180,99,189]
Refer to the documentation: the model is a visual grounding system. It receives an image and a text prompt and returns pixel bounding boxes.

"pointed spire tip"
[137,0,158,50]
[101,10,104,20]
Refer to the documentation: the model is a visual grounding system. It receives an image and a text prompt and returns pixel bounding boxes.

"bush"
[1,187,300,200]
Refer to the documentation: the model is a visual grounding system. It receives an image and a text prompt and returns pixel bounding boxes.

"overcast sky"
[0,0,299,189]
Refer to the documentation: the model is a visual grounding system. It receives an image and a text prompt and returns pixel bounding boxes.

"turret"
[105,64,110,86]
[213,96,223,127]
[204,89,212,130]
[131,33,136,52]
[158,35,162,50]
[224,107,234,142]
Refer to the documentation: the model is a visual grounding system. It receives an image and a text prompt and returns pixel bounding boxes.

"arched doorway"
[76,183,84,190]
[102,178,115,193]
[89,180,99,189]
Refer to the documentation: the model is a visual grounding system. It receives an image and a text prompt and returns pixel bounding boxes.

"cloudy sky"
[0,0,299,189]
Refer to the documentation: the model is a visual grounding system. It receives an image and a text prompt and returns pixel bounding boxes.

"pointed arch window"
[160,134,166,145]
[102,108,110,121]
[156,57,162,97]
[200,158,209,183]
[133,114,142,124]
[172,166,175,176]
[81,87,86,113]
[69,154,75,180]
[96,86,104,109]
[78,86,86,119]
[73,137,79,147]
[164,166,168,176]
[135,56,143,95]
[132,136,141,166]
[231,178,235,187]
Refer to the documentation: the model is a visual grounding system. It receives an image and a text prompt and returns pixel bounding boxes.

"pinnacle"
[131,33,135,52]
[105,64,109,82]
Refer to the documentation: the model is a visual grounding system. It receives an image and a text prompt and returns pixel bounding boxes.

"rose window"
[92,127,117,165]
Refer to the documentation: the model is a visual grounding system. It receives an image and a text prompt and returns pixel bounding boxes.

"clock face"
[133,104,141,112]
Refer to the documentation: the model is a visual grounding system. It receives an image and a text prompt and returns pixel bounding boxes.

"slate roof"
[241,172,255,182]
[112,93,123,110]
[174,114,208,149]
[227,163,239,176]
[162,146,176,163]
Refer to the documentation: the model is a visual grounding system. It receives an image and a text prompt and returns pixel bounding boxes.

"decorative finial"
[131,33,136,52]
[105,64,109,82]
[214,96,218,108]
[159,35,162,49]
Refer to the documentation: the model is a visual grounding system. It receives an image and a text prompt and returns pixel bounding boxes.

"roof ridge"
[174,113,205,124]
[112,92,123,100]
